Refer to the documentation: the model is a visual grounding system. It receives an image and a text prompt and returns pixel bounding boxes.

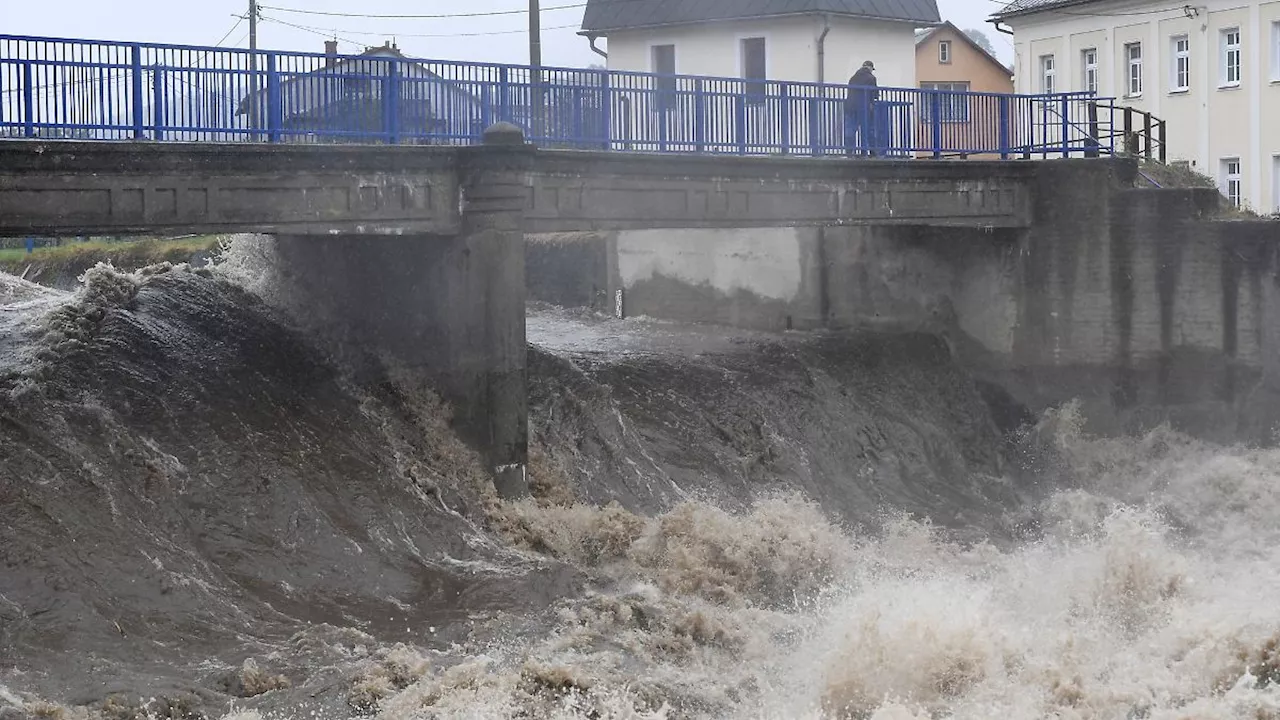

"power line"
[213,17,246,47]
[260,13,580,40]
[259,1,588,20]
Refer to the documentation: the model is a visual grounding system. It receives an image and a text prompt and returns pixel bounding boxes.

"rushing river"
[1,238,1279,719]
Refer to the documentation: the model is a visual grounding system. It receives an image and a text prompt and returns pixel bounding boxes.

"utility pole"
[249,0,258,55]
[529,0,544,138]
[248,0,260,137]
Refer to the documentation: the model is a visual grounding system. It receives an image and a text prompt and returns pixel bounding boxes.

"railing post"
[735,93,747,154]
[480,83,494,135]
[130,44,144,139]
[267,53,282,143]
[930,92,942,158]
[1023,98,1032,159]
[694,78,707,153]
[998,94,1011,159]
[384,58,400,144]
[151,65,165,141]
[571,87,584,146]
[599,69,611,150]
[1060,95,1069,158]
[1123,107,1133,156]
[1143,111,1152,161]
[498,66,511,123]
[21,61,36,138]
[778,83,790,155]
[657,82,669,153]
[1158,119,1167,163]
[1085,101,1100,158]
[809,96,822,156]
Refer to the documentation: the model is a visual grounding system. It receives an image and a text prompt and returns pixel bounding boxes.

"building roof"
[915,21,1011,76]
[989,0,1101,21]
[580,0,941,34]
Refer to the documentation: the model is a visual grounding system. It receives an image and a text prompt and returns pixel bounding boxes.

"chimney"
[324,40,338,58]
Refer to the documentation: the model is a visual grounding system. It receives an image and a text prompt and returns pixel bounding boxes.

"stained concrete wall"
[528,223,1016,335]
[271,126,533,496]
[527,158,1280,439]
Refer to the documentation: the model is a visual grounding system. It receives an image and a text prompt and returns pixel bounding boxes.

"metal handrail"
[0,33,1120,159]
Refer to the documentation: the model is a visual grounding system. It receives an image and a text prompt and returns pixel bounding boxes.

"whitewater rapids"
[1,238,1278,719]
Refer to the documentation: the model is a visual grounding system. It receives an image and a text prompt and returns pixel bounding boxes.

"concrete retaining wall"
[527,159,1280,439]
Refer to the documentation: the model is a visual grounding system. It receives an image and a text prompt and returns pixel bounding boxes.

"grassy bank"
[0,236,221,285]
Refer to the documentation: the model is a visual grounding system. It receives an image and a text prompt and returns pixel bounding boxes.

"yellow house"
[914,22,1014,157]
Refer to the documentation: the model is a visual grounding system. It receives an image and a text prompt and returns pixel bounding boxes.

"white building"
[992,0,1280,213]
[579,0,940,89]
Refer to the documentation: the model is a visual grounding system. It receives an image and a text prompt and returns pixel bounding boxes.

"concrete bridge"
[3,124,1278,487]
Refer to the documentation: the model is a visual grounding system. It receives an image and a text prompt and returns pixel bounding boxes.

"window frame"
[919,81,971,123]
[1273,154,1280,214]
[739,36,768,104]
[1269,154,1280,212]
[650,43,677,110]
[1082,47,1098,94]
[1040,54,1056,94]
[1126,42,1144,97]
[1221,27,1242,88]
[939,40,952,64]
[1272,21,1280,82]
[1222,157,1243,208]
[1171,35,1190,92]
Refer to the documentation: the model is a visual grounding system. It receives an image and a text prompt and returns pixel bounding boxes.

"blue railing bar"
[151,64,164,140]
[0,33,1127,159]
[129,44,143,139]
[21,61,34,138]
[266,53,281,143]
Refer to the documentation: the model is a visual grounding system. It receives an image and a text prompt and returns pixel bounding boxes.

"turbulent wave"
[1,242,1279,719]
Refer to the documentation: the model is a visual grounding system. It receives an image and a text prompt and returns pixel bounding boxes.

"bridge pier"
[271,124,532,497]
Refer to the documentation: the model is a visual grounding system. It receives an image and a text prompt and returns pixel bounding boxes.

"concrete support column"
[273,123,532,497]
[454,123,532,496]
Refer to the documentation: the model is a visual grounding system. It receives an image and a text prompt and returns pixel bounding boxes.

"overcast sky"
[7,0,1014,71]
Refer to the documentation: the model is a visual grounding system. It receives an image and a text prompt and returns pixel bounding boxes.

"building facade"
[914,22,1014,156]
[993,0,1280,213]
[916,22,1015,95]
[580,0,940,89]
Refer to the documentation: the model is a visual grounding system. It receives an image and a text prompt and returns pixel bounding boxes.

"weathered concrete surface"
[526,158,1280,441]
[527,151,1035,231]
[0,141,1041,238]
[0,142,460,236]
[269,128,533,495]
[526,232,618,312]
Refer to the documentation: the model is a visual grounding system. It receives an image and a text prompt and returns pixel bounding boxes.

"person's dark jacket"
[845,67,878,112]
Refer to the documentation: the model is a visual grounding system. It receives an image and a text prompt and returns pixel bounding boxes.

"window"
[919,81,971,122]
[1274,155,1280,214]
[1222,157,1242,207]
[740,37,767,102]
[939,40,952,63]
[651,44,676,106]
[1082,48,1098,93]
[1040,54,1056,94]
[1171,35,1190,91]
[1221,28,1241,87]
[1126,42,1144,96]
[1273,21,1280,81]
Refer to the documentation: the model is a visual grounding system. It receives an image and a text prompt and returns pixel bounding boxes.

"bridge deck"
[0,140,1039,237]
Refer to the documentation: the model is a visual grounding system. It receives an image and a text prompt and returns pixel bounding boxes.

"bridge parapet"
[528,151,1034,232]
[0,141,460,237]
[0,141,1036,237]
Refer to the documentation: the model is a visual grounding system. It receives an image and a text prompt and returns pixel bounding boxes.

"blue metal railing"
[0,34,1119,158]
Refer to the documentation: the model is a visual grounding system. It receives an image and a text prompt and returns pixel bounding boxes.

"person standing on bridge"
[845,61,879,158]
